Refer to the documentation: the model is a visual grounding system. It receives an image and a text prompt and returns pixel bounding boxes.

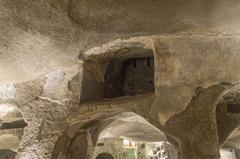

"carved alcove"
[80,47,155,102]
[104,56,154,98]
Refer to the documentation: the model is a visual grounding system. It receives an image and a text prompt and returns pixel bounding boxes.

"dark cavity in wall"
[104,57,154,98]
[0,150,16,159]
[227,103,240,113]
[79,48,155,103]
[96,153,114,159]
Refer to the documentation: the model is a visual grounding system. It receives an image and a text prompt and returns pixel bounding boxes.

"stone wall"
[2,2,240,156]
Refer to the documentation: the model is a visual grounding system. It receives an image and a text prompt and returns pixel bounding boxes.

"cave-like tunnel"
[52,112,179,159]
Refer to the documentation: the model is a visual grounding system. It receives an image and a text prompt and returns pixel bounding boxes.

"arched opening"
[52,112,179,159]
[0,104,27,159]
[215,85,240,159]
[96,153,114,159]
[0,150,16,159]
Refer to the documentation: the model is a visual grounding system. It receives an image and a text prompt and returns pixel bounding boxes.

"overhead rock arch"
[51,111,171,159]
[215,84,240,149]
[165,82,240,159]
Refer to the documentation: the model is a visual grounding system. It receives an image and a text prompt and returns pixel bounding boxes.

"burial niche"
[79,47,155,102]
[104,56,154,98]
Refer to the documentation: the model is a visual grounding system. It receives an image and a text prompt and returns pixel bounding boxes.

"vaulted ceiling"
[1,0,240,82]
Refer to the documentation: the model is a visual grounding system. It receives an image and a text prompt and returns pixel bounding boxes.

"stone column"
[165,85,227,159]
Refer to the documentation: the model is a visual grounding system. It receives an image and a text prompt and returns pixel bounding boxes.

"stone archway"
[164,82,240,159]
[214,84,240,159]
[52,111,177,159]
[96,153,114,159]
[0,134,19,159]
[78,36,155,103]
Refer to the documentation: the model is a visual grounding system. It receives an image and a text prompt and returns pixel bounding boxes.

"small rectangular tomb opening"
[103,56,155,98]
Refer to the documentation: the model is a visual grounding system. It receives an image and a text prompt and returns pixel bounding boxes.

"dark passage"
[0,150,16,159]
[104,57,154,98]
[96,153,114,159]
[227,103,240,113]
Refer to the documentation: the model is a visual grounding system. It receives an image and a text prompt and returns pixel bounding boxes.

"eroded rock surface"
[2,1,240,159]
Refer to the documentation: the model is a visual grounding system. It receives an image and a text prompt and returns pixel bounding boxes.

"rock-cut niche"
[0,104,27,159]
[80,47,155,102]
[104,56,154,98]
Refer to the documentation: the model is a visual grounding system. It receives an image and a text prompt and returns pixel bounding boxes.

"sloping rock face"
[0,0,79,82]
[0,0,123,83]
[49,0,240,33]
[2,0,240,82]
